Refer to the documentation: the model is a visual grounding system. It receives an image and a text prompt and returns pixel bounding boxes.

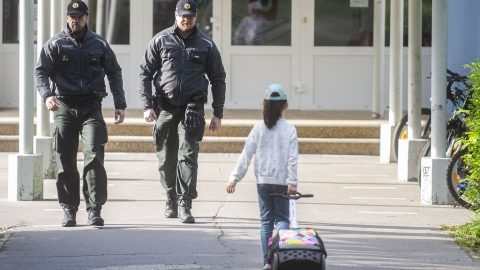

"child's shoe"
[262,263,272,270]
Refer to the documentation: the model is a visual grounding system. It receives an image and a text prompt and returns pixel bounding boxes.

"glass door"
[223,0,298,109]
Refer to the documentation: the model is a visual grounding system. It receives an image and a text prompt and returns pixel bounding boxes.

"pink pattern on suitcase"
[278,228,320,247]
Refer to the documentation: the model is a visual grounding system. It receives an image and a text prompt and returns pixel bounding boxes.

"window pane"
[231,0,291,46]
[314,0,374,46]
[88,0,130,44]
[153,0,213,38]
[385,0,432,47]
[421,0,432,47]
[3,0,19,43]
[3,0,37,44]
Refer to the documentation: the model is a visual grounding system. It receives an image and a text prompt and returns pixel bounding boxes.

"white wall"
[0,0,436,112]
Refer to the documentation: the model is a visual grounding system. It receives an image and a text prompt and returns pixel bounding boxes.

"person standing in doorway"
[138,0,226,223]
[35,0,127,227]
[233,1,269,45]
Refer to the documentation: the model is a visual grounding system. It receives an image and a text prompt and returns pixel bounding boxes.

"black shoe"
[178,199,195,224]
[87,209,104,226]
[164,199,178,218]
[62,207,77,227]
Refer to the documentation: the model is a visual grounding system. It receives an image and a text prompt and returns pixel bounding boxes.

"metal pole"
[389,0,403,125]
[49,0,62,130]
[407,0,422,139]
[106,0,119,43]
[37,0,51,137]
[372,0,385,117]
[96,0,106,36]
[50,0,61,36]
[431,0,448,158]
[60,0,68,24]
[19,0,35,154]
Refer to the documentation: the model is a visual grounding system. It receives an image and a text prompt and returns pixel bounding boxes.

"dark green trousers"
[153,105,205,201]
[54,99,108,211]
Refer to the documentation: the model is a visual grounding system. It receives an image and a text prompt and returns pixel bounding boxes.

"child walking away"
[226,83,298,270]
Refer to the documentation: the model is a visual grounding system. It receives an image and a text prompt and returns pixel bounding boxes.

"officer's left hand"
[114,109,125,124]
[45,96,60,111]
[209,116,222,131]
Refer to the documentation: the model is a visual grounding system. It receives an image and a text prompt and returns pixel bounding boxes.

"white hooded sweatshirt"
[229,119,298,186]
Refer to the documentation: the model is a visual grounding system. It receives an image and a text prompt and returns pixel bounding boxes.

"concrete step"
[0,109,384,154]
[105,118,380,138]
[0,134,379,155]
[0,121,381,155]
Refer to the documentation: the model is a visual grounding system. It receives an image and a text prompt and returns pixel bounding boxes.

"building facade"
[0,0,438,111]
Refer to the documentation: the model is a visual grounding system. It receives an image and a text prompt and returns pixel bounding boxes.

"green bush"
[445,216,480,256]
[462,61,480,211]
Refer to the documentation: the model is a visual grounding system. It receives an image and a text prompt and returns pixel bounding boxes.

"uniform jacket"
[35,26,127,109]
[138,24,226,118]
[229,119,299,186]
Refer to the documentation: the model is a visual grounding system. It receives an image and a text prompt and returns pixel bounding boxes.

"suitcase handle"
[270,192,314,200]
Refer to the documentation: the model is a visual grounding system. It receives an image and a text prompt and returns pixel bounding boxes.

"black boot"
[87,208,104,226]
[164,199,178,218]
[62,207,77,227]
[178,199,195,224]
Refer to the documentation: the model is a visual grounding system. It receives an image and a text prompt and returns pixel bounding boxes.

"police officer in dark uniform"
[35,0,127,227]
[138,0,226,223]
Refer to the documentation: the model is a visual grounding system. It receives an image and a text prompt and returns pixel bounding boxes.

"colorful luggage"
[268,193,327,270]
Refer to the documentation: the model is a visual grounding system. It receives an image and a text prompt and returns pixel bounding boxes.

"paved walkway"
[0,152,479,269]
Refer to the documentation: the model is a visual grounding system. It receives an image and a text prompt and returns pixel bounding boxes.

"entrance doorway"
[220,0,379,110]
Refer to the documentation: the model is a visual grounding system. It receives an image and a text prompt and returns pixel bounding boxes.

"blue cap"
[264,84,287,101]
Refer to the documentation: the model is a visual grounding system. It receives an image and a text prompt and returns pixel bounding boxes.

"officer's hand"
[114,109,125,124]
[143,108,157,123]
[226,180,237,194]
[45,96,60,111]
[209,116,222,131]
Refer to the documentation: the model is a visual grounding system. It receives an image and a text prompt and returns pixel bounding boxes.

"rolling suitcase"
[268,193,327,270]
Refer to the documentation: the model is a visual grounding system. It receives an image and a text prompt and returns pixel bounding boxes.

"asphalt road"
[1,152,479,270]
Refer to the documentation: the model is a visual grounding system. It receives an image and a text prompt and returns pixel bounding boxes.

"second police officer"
[139,0,226,223]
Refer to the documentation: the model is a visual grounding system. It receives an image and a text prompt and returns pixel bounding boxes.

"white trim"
[0,0,3,45]
[0,1,3,106]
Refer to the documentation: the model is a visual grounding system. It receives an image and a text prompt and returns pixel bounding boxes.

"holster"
[92,90,108,99]
[185,102,205,143]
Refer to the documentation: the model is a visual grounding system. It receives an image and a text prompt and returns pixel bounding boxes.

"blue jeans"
[257,184,290,265]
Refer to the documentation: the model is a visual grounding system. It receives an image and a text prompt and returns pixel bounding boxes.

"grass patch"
[0,227,9,241]
[0,227,12,251]
[444,217,480,260]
